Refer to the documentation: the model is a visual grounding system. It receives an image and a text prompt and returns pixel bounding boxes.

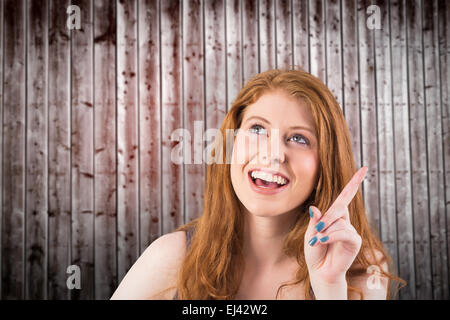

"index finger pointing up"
[331,166,368,209]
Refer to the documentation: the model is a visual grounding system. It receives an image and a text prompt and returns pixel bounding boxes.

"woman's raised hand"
[304,166,368,287]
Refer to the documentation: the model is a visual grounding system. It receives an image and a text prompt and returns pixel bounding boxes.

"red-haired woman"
[111,69,405,300]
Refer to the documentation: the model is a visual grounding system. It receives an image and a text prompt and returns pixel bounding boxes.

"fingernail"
[315,221,325,233]
[320,235,329,243]
[308,236,318,246]
[309,207,314,218]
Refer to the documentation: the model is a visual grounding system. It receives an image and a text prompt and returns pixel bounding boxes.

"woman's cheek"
[232,133,256,164]
[305,152,319,171]
[232,136,245,164]
[294,151,319,180]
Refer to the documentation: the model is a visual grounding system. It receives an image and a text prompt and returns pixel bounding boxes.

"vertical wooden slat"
[309,0,326,82]
[259,0,275,72]
[325,0,343,108]
[242,0,258,83]
[48,0,71,300]
[226,0,242,111]
[342,0,361,166]
[94,0,117,299]
[406,0,433,299]
[275,0,292,69]
[161,0,183,233]
[117,0,139,282]
[138,0,162,250]
[373,0,399,283]
[183,0,205,224]
[357,0,380,235]
[0,0,3,299]
[71,0,95,300]
[2,0,26,299]
[25,0,48,300]
[437,0,450,291]
[204,1,227,130]
[292,0,309,71]
[390,0,415,300]
[422,0,448,300]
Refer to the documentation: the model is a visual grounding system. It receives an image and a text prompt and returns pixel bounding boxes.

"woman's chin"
[244,206,288,217]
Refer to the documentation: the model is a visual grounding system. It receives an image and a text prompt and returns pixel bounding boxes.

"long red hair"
[167,68,405,299]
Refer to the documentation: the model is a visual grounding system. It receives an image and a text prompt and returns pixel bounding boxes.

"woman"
[111,68,405,300]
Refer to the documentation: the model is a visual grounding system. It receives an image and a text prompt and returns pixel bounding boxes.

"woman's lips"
[247,171,290,195]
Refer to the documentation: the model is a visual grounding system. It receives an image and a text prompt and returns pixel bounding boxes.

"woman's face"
[230,89,320,217]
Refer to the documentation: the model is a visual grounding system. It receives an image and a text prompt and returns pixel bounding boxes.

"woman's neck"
[241,208,299,271]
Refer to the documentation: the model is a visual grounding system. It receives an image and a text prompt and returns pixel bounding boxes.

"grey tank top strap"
[173,229,192,300]
[186,228,192,248]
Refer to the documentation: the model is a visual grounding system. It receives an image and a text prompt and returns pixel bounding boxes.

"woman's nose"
[270,141,286,164]
[261,133,287,165]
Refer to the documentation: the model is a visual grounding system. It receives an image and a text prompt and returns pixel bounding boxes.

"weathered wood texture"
[0,0,447,300]
[48,0,71,300]
[94,0,117,300]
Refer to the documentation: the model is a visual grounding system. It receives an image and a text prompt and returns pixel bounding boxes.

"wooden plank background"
[0,0,448,300]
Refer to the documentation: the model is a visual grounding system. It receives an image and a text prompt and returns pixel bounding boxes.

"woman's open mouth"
[247,169,290,195]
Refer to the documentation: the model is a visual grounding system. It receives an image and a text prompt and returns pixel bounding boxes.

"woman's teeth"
[250,171,288,185]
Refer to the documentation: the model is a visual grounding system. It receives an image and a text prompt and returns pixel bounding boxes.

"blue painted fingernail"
[308,236,318,246]
[309,207,314,218]
[320,235,329,243]
[315,221,325,232]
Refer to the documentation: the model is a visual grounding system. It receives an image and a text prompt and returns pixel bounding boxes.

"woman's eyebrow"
[245,115,316,136]
[245,115,271,125]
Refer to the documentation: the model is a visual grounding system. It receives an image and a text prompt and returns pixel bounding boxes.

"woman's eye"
[249,124,268,135]
[289,134,309,145]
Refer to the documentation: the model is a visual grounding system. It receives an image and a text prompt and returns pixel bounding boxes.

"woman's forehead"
[242,91,316,130]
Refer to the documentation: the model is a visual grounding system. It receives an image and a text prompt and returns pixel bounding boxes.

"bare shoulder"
[146,230,188,261]
[110,231,188,300]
